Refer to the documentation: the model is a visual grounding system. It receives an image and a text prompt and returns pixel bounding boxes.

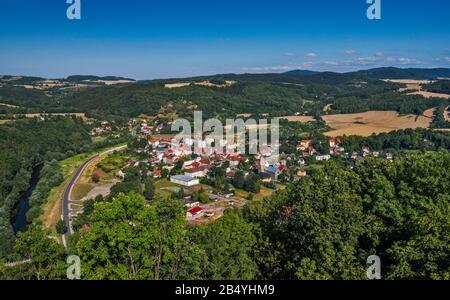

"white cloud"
[241,54,425,73]
[306,52,317,58]
[397,58,423,65]
[343,50,356,55]
[241,65,298,72]
[433,56,450,63]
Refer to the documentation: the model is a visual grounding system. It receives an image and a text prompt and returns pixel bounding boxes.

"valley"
[1,67,450,281]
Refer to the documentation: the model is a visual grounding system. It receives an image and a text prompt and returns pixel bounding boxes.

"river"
[12,164,42,233]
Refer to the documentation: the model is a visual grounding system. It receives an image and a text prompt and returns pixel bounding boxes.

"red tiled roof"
[185,168,202,174]
[230,156,243,161]
[188,207,203,214]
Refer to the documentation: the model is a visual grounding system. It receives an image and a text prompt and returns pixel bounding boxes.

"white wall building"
[170,175,200,187]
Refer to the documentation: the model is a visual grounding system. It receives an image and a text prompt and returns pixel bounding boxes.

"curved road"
[61,145,127,247]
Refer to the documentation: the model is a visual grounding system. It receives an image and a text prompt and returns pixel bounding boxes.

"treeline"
[0,85,55,111]
[26,160,63,223]
[0,117,92,257]
[340,128,450,153]
[424,80,450,94]
[330,91,443,115]
[430,104,450,129]
[2,152,449,280]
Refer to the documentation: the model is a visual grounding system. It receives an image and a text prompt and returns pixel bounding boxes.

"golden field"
[323,110,434,137]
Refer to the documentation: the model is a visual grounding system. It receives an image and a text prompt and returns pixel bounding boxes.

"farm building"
[187,206,204,218]
[170,175,200,187]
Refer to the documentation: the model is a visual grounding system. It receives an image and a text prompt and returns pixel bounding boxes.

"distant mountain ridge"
[283,70,320,75]
[65,75,136,82]
[2,67,449,119]
[282,67,450,80]
[347,67,450,80]
[2,67,450,83]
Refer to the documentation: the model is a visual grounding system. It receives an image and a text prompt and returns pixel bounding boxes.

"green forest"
[0,117,93,257]
[340,128,450,152]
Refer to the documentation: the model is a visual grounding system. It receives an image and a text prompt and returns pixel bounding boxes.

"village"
[85,118,397,225]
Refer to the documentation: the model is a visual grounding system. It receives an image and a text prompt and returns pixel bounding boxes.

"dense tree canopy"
[0,117,92,257]
[247,152,450,280]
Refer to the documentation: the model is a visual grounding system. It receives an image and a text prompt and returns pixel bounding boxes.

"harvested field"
[323,111,432,137]
[383,79,450,99]
[164,82,191,89]
[383,79,433,90]
[237,113,252,118]
[423,107,437,119]
[1,113,90,124]
[323,104,332,112]
[407,91,450,99]
[11,112,89,121]
[276,115,315,123]
[0,102,20,108]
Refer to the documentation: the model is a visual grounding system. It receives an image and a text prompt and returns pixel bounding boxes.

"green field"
[155,179,181,198]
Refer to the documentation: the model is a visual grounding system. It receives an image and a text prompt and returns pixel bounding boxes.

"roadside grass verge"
[41,143,127,231]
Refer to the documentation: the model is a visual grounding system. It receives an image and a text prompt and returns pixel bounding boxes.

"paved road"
[61,145,127,247]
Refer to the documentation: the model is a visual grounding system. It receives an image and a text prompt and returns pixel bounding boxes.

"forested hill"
[59,80,315,118]
[1,67,450,119]
[347,67,450,80]
[65,75,136,82]
[56,73,448,118]
[0,117,92,257]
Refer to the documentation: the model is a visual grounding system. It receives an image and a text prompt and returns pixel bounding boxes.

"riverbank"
[11,164,43,233]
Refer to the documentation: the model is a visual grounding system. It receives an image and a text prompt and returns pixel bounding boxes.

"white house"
[316,154,331,161]
[184,168,207,178]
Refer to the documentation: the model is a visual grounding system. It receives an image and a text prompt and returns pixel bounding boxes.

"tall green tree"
[190,210,259,280]
[143,177,155,201]
[232,170,245,189]
[7,225,66,280]
[74,192,203,279]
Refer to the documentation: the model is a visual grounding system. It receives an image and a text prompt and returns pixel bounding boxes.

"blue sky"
[1,0,449,79]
